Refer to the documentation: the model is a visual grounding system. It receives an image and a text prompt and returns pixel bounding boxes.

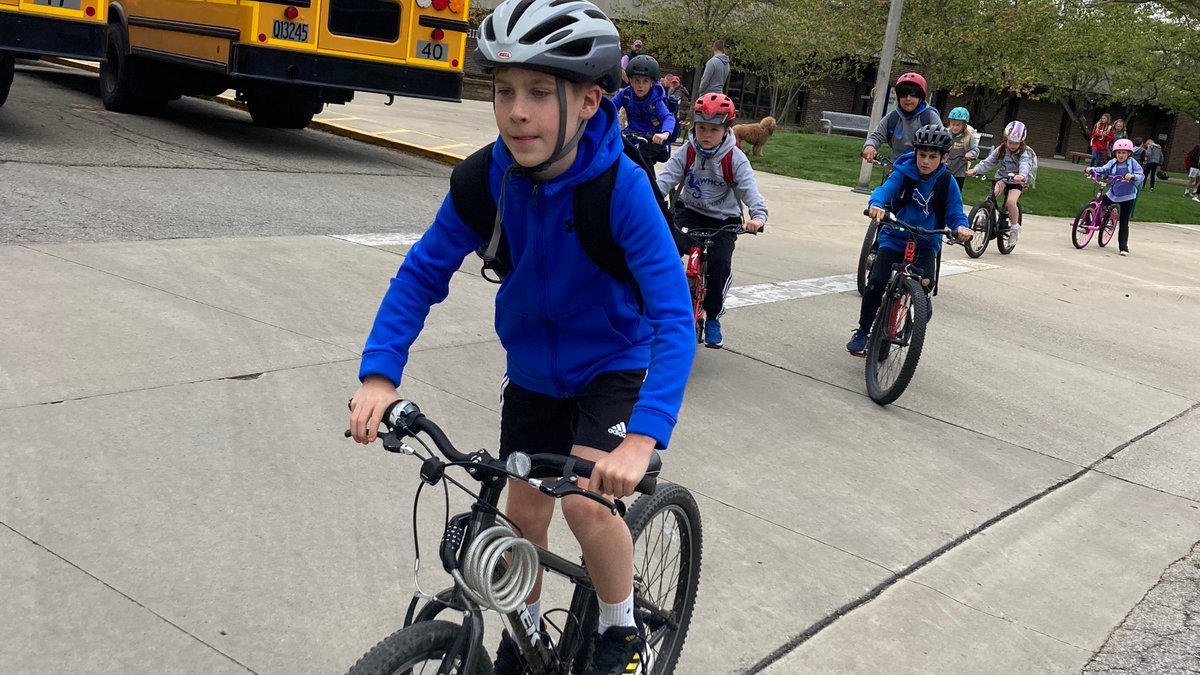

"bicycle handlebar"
[679,222,762,239]
[371,399,660,496]
[863,209,954,238]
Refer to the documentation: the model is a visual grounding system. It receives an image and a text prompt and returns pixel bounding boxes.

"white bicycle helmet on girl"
[1004,120,1027,144]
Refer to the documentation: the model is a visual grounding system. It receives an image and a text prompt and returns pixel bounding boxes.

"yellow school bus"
[2,0,469,126]
[0,0,109,106]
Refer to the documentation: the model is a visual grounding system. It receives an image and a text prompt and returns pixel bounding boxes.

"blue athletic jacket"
[359,98,695,448]
[869,152,968,253]
[612,82,677,137]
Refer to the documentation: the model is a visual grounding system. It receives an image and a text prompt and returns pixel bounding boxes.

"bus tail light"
[432,0,448,10]
[431,28,444,41]
[284,6,299,19]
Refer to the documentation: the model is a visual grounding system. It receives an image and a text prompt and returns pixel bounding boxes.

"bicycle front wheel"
[1098,206,1118,247]
[965,204,991,258]
[865,277,929,405]
[856,220,878,296]
[345,620,491,675]
[1072,204,1096,249]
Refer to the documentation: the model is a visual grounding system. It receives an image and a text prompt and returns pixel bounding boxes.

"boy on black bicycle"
[348,1,695,673]
[655,93,767,349]
[847,124,972,356]
[611,54,676,168]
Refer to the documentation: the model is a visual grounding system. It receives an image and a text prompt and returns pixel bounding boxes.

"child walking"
[656,93,767,349]
[1086,138,1145,256]
[349,1,695,673]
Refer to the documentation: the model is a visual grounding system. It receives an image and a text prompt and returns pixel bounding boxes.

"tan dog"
[733,116,777,156]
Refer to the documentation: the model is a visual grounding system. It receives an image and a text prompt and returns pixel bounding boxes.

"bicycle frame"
[679,223,744,343]
[369,401,669,675]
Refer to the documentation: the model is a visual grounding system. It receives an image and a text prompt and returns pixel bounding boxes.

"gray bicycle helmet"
[476,0,622,92]
[625,54,660,80]
[912,124,953,152]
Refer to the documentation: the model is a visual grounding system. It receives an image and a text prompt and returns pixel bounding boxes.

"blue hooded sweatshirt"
[612,82,677,137]
[869,151,968,253]
[359,97,695,449]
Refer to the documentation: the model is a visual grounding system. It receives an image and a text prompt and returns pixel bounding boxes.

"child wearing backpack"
[1086,138,1144,256]
[945,107,978,190]
[348,2,695,673]
[861,72,942,162]
[1184,142,1200,200]
[611,54,676,168]
[656,93,767,349]
[846,125,973,356]
[966,120,1036,243]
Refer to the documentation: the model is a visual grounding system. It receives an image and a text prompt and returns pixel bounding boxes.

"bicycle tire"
[856,220,878,296]
[865,277,928,405]
[575,483,704,675]
[965,203,991,258]
[344,620,491,675]
[1098,206,1118,247]
[996,218,1017,255]
[1072,204,1096,249]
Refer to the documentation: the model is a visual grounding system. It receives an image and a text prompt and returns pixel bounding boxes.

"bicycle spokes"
[634,505,690,669]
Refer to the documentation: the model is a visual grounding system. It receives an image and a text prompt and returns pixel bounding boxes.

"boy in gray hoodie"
[657,92,767,349]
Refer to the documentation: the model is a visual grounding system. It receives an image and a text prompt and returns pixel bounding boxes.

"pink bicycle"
[1071,174,1129,249]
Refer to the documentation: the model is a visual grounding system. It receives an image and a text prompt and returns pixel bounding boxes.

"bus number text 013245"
[272,20,309,42]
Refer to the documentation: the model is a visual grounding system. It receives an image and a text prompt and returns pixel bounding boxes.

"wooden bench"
[1069,151,1091,164]
[819,111,871,137]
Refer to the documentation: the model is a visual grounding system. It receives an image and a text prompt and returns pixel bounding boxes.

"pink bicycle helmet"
[1112,138,1135,152]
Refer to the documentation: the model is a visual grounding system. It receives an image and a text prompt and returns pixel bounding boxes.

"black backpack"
[663,95,682,144]
[449,139,672,291]
[889,171,951,229]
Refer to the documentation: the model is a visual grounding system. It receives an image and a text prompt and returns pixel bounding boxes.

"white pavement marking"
[725,260,1001,309]
[329,232,423,247]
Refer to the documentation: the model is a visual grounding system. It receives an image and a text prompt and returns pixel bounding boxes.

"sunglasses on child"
[896,87,921,99]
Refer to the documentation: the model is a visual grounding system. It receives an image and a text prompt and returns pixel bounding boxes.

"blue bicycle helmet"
[948,107,970,122]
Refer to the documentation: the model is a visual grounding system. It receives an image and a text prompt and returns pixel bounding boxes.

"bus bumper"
[230,45,462,103]
[0,12,106,60]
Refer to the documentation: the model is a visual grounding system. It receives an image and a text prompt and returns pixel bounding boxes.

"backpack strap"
[684,143,696,174]
[721,149,738,187]
[450,142,510,282]
[573,160,631,283]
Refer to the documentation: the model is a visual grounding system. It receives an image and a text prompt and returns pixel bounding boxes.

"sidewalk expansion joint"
[1,520,261,674]
[742,402,1199,674]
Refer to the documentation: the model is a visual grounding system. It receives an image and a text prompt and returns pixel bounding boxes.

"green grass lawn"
[743,131,1200,225]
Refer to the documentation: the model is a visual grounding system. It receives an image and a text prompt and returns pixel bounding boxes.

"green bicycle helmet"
[947,107,970,122]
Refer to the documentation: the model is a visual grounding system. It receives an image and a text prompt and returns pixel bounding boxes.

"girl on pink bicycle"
[1085,138,1144,256]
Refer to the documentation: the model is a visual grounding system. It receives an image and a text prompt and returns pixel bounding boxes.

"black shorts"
[498,370,645,459]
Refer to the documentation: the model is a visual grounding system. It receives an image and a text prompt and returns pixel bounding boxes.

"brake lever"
[532,477,624,516]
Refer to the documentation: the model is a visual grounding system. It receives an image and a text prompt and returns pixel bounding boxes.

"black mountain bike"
[862,211,964,405]
[964,173,1023,258]
[344,400,702,675]
[856,156,894,296]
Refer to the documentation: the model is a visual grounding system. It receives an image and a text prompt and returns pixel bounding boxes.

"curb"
[40,56,466,167]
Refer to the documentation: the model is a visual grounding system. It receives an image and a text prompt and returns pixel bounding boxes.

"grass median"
[743,131,1200,226]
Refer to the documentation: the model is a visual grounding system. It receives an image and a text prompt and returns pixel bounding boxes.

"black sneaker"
[583,626,646,675]
[494,631,525,675]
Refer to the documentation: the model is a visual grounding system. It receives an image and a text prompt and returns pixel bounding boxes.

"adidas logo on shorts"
[607,422,627,438]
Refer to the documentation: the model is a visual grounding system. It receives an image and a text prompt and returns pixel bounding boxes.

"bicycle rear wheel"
[1098,206,1118,247]
[865,277,928,405]
[345,620,491,675]
[996,218,1017,255]
[965,204,991,258]
[856,220,878,296]
[1072,204,1096,249]
[576,483,703,675]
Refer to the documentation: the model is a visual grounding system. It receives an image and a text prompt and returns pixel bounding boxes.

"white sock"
[527,598,542,630]
[597,590,635,634]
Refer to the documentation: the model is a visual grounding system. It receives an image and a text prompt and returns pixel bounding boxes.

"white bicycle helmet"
[476,0,622,92]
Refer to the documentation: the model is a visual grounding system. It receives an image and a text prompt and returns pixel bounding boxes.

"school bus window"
[328,0,401,42]
[33,0,83,8]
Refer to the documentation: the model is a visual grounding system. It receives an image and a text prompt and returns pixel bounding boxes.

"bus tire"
[99,23,166,114]
[247,97,316,129]
[0,51,14,107]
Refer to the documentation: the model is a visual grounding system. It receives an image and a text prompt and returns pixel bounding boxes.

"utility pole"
[853,0,904,194]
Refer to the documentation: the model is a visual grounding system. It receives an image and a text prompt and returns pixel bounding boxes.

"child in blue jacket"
[348,1,694,673]
[847,124,973,356]
[1086,137,1145,255]
[611,54,676,167]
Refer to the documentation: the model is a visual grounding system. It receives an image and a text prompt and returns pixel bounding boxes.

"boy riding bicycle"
[611,54,676,169]
[847,125,973,356]
[861,72,942,163]
[348,1,696,673]
[655,93,767,349]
